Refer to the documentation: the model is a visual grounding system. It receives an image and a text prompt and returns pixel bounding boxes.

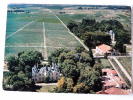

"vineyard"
[5,8,82,57]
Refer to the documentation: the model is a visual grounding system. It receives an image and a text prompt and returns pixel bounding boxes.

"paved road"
[6,21,34,39]
[42,22,48,60]
[94,55,131,58]
[35,83,57,86]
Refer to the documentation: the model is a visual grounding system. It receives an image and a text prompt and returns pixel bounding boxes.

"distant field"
[57,9,131,30]
[57,14,87,24]
[117,57,132,76]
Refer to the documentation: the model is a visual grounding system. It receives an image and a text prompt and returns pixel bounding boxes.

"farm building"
[102,69,118,77]
[102,68,127,90]
[95,44,113,55]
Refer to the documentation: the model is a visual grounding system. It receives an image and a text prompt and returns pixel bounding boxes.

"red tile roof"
[102,69,126,88]
[97,44,112,53]
[104,80,117,87]
[104,87,130,95]
[96,88,131,95]
[102,69,117,75]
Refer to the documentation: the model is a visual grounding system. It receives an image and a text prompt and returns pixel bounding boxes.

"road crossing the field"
[6,21,34,39]
[49,9,89,51]
[42,22,48,60]
[6,9,47,40]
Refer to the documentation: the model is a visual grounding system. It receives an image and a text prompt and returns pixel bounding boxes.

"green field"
[5,8,82,57]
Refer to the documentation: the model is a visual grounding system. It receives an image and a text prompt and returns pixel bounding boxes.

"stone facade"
[32,63,61,83]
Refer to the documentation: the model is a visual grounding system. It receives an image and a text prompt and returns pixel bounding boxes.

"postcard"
[3,4,132,95]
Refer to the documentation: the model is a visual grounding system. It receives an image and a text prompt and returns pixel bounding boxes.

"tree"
[93,63,103,76]
[7,56,19,73]
[6,71,34,91]
[78,69,102,92]
[75,46,85,53]
[73,83,90,93]
[80,51,94,66]
[18,51,43,67]
[56,77,74,92]
[7,51,43,78]
[67,21,78,32]
[4,50,43,91]
[19,51,43,77]
[3,71,14,90]
[115,29,131,44]
[99,20,124,32]
[82,32,111,48]
[81,18,96,27]
[60,59,80,84]
[115,40,126,53]
[48,48,70,64]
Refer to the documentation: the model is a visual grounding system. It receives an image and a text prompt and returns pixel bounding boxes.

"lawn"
[100,58,113,69]
[36,85,56,92]
[117,57,132,76]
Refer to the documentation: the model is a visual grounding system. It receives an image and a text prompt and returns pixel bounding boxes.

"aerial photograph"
[3,4,132,94]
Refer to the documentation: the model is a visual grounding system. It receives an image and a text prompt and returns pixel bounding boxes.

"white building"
[107,30,116,44]
[32,63,61,83]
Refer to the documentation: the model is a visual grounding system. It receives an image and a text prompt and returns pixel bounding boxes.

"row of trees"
[82,32,111,48]
[48,47,103,93]
[67,18,131,50]
[3,51,43,91]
